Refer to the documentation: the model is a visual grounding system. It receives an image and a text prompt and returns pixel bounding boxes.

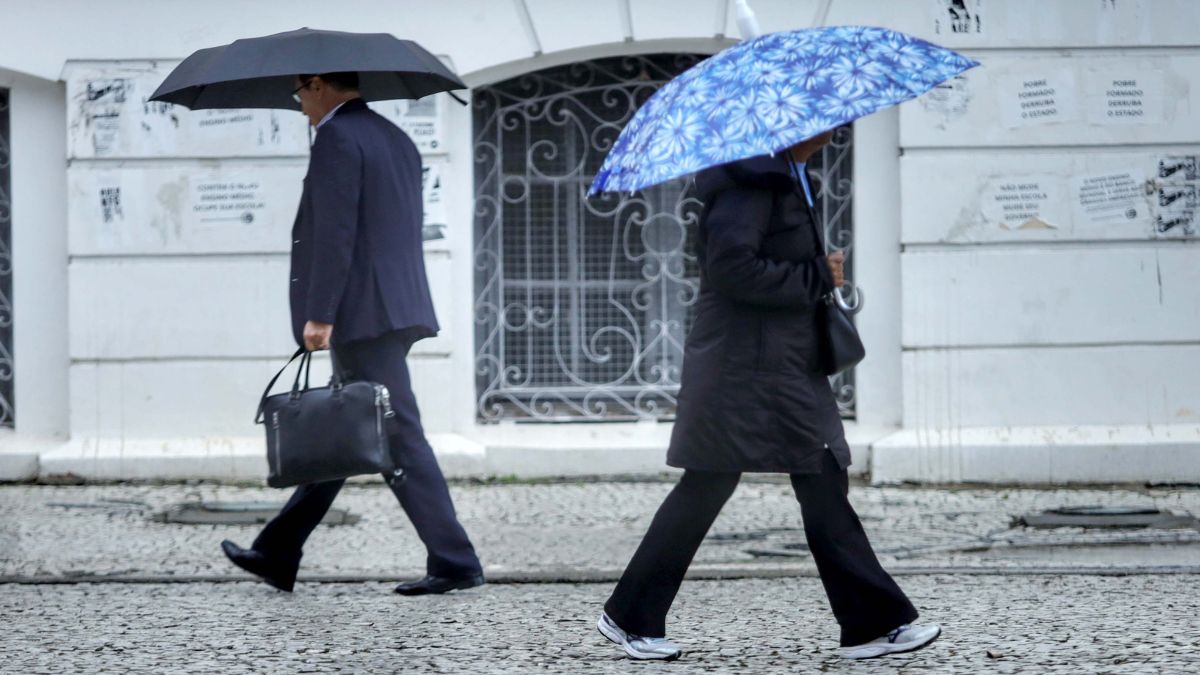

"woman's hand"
[826,250,845,289]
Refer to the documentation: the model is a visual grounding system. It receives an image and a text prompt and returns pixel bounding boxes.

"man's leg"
[604,470,741,638]
[219,477,345,591]
[341,332,482,579]
[251,478,346,565]
[790,452,918,647]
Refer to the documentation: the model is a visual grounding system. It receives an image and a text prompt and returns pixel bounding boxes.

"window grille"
[473,56,855,422]
[0,90,14,428]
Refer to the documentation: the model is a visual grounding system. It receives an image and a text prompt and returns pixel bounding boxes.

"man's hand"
[303,321,334,351]
[826,250,846,289]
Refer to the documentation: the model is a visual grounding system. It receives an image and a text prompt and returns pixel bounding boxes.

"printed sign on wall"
[371,97,448,155]
[1155,154,1199,237]
[978,174,1069,231]
[67,61,453,159]
[68,165,305,255]
[1084,69,1166,126]
[1071,171,1147,227]
[421,158,448,244]
[66,62,310,159]
[1000,69,1080,128]
[932,0,985,36]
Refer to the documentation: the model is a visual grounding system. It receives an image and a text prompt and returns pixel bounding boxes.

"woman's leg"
[790,452,918,647]
[604,470,741,637]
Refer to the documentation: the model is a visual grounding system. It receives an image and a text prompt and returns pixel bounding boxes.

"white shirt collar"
[316,100,350,130]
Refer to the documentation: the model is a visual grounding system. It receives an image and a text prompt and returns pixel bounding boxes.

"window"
[473,56,856,422]
[0,89,13,428]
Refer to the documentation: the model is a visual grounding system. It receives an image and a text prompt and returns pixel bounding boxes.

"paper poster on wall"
[979,175,1068,231]
[1154,154,1199,238]
[1000,70,1080,128]
[1071,171,1148,227]
[421,160,447,243]
[1158,155,1198,182]
[1155,183,1197,237]
[372,96,447,154]
[189,179,270,226]
[66,62,309,158]
[1086,70,1165,126]
[919,75,972,127]
[932,0,985,36]
[69,165,305,254]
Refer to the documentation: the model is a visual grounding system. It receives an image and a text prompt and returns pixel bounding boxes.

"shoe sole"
[596,617,682,661]
[840,626,941,660]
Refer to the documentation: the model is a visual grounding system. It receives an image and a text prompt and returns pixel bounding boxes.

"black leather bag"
[255,348,401,488]
[787,157,866,377]
[816,297,866,376]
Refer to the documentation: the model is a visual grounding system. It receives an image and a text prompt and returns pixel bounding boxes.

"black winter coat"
[666,154,852,474]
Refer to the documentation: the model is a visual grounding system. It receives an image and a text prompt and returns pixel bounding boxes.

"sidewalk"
[3,479,1198,580]
[4,575,1197,673]
[3,480,1199,673]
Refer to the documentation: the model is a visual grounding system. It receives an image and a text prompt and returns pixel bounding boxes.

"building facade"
[0,0,1198,483]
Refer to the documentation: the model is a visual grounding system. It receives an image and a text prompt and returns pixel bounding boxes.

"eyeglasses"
[291,78,314,103]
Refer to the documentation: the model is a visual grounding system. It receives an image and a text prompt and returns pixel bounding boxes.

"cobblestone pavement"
[3,575,1197,673]
[2,481,1198,579]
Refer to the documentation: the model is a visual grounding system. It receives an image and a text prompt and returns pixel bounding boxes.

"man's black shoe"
[393,573,485,596]
[220,539,298,593]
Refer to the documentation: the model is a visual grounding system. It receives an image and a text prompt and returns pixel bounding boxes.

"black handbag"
[816,296,866,376]
[255,348,402,488]
[787,157,866,377]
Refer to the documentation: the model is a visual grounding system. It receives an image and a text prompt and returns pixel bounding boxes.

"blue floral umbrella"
[589,26,979,195]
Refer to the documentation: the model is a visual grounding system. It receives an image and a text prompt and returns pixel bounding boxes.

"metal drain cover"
[1014,506,1198,529]
[152,501,360,526]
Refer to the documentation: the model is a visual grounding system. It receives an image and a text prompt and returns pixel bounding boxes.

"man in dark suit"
[221,72,484,596]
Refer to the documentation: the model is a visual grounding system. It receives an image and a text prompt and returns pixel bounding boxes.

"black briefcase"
[255,348,402,488]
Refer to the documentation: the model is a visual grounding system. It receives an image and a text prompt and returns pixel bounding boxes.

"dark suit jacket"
[290,98,438,347]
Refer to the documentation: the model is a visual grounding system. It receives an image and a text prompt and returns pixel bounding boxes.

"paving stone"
[2,482,1198,579]
[2,575,1198,673]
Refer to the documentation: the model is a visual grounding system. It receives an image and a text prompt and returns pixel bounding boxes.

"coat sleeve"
[703,186,833,309]
[304,123,363,325]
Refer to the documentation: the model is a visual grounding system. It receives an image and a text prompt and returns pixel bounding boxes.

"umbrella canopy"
[590,26,978,195]
[149,28,466,110]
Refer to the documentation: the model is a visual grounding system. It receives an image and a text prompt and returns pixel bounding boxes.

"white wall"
[60,60,459,449]
[874,0,1200,483]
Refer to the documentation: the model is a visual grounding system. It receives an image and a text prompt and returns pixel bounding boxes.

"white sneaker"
[839,623,942,659]
[597,612,683,661]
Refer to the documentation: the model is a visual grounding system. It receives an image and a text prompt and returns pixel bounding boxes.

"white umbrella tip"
[735,0,762,40]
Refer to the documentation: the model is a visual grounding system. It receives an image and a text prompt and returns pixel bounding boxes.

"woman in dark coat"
[596,132,940,662]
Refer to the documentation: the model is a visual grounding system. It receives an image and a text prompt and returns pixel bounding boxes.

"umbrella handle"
[831,284,864,315]
[735,0,762,39]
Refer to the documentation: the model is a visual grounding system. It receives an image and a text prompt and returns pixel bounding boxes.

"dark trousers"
[604,451,916,647]
[252,330,482,579]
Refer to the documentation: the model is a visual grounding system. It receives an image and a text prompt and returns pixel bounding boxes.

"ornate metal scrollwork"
[473,56,857,422]
[0,90,14,427]
[809,125,858,417]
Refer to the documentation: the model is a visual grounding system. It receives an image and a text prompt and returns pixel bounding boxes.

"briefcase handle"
[255,347,353,424]
[255,347,310,424]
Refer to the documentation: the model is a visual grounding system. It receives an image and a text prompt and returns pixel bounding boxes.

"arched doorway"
[472,54,855,422]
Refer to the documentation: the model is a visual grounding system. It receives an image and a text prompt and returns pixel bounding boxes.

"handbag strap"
[785,155,828,255]
[255,347,308,424]
[290,350,313,395]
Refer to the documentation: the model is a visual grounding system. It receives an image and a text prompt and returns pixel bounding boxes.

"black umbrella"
[149,27,466,110]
